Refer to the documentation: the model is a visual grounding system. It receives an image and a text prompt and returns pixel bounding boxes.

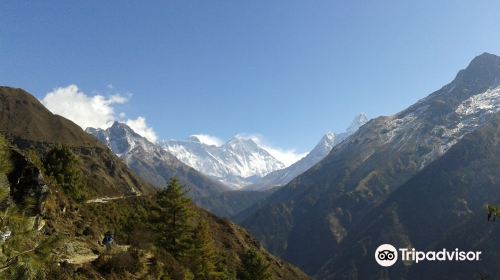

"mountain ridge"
[0,86,153,197]
[161,134,286,188]
[86,122,230,199]
[240,53,500,277]
[247,113,368,190]
[317,113,500,279]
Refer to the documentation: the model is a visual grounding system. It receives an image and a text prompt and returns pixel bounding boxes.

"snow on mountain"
[345,113,369,135]
[85,122,153,157]
[246,113,369,190]
[87,114,370,192]
[85,122,182,169]
[85,122,230,197]
[455,86,500,116]
[161,135,286,189]
[240,53,500,278]
[375,83,500,171]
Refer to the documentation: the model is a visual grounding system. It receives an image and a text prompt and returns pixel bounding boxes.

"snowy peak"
[110,121,135,133]
[225,136,259,149]
[297,113,368,167]
[188,135,203,143]
[86,122,231,199]
[161,135,285,189]
[322,132,336,143]
[86,121,151,155]
[300,113,369,167]
[246,113,369,190]
[312,132,336,156]
[346,113,369,134]
[187,135,223,146]
[223,136,271,158]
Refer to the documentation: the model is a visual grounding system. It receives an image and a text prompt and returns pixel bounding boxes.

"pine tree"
[43,145,86,202]
[0,135,12,215]
[0,136,59,279]
[157,178,193,259]
[0,136,12,210]
[237,250,273,280]
[189,220,218,280]
[0,136,12,176]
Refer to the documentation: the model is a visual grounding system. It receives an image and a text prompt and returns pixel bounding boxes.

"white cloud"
[262,146,307,167]
[191,134,224,146]
[237,134,307,167]
[126,117,158,143]
[41,84,158,143]
[42,84,125,129]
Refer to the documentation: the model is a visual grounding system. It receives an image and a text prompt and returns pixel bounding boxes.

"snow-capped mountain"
[247,113,369,190]
[86,122,154,157]
[344,113,369,135]
[240,53,500,277]
[86,122,229,198]
[161,135,286,189]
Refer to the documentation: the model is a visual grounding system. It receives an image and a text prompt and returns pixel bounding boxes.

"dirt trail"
[85,194,141,204]
[63,253,99,265]
[61,244,132,265]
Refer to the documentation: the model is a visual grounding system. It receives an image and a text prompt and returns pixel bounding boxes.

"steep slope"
[0,86,152,197]
[0,86,310,279]
[86,122,229,199]
[162,135,285,188]
[317,114,500,280]
[196,188,277,218]
[248,114,368,190]
[0,87,97,146]
[241,52,500,275]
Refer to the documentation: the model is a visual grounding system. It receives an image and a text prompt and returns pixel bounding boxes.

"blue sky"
[1,1,500,158]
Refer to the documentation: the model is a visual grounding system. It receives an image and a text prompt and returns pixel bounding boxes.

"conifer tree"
[43,145,86,202]
[0,136,12,176]
[0,135,12,213]
[237,250,273,280]
[0,136,59,278]
[189,220,218,280]
[157,177,193,259]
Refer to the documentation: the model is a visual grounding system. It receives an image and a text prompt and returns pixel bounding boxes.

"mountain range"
[86,122,229,199]
[4,52,498,279]
[162,114,367,190]
[240,52,500,279]
[248,113,368,190]
[86,114,367,194]
[85,112,368,219]
[86,122,270,217]
[0,86,309,279]
[161,135,285,189]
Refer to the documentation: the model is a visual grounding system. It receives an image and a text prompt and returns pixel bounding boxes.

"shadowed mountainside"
[241,53,500,278]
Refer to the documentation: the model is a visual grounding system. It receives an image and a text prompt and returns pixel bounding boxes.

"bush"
[43,145,87,202]
[95,250,141,275]
[237,250,273,280]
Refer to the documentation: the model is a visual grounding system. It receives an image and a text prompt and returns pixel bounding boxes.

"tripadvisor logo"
[375,244,482,267]
[375,244,398,267]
